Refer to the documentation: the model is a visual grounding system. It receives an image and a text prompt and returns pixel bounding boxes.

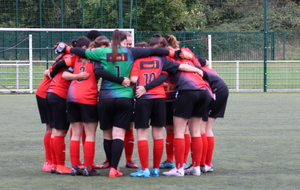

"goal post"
[0,28,134,93]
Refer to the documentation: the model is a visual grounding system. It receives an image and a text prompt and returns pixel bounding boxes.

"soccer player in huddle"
[141,34,211,177]
[129,37,204,178]
[36,49,72,173]
[196,56,229,173]
[55,29,190,177]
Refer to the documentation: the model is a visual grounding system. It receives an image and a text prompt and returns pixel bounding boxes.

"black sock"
[110,139,124,169]
[103,139,113,166]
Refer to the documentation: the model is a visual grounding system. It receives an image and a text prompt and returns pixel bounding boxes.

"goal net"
[0,28,134,93]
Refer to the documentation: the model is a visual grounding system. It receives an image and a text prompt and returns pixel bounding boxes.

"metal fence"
[1,30,300,61]
[0,29,300,92]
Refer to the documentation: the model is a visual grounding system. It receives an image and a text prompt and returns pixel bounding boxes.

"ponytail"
[166,35,180,49]
[111,29,127,64]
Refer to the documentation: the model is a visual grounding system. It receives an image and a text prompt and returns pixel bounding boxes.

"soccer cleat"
[162,167,184,177]
[92,163,101,169]
[183,163,189,169]
[71,166,83,176]
[184,166,201,176]
[109,167,123,178]
[130,168,150,178]
[99,161,110,169]
[56,165,72,174]
[200,165,213,173]
[43,162,52,172]
[78,164,85,169]
[50,164,57,174]
[82,167,100,176]
[150,168,160,177]
[159,160,175,169]
[125,161,138,169]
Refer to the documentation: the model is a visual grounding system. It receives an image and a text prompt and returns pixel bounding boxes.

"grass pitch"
[0,93,299,190]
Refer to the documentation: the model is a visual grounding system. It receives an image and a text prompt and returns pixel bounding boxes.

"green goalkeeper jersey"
[85,46,134,99]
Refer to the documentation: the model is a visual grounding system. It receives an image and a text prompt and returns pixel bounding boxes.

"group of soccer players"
[36,29,229,178]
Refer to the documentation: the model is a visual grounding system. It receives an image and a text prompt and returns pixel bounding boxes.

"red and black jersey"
[36,54,71,98]
[201,65,228,94]
[47,54,73,99]
[167,56,206,90]
[130,56,179,99]
[64,54,100,105]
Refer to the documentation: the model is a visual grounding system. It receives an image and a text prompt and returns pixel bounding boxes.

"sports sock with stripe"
[166,133,174,162]
[44,132,52,164]
[84,141,95,171]
[200,134,208,166]
[153,138,164,169]
[138,140,149,170]
[206,136,215,166]
[124,128,134,162]
[184,134,191,164]
[174,138,185,169]
[70,140,80,166]
[191,136,202,167]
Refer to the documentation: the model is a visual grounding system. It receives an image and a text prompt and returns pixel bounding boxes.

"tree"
[137,0,187,31]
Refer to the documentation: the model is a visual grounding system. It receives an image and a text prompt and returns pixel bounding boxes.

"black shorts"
[98,98,133,131]
[134,98,166,129]
[209,89,229,118]
[173,90,211,119]
[67,102,98,123]
[36,95,51,124]
[131,98,136,122]
[202,89,229,121]
[46,92,70,130]
[166,101,175,126]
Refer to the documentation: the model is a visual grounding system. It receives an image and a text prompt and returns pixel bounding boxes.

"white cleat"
[162,167,184,177]
[184,166,201,176]
[200,165,213,173]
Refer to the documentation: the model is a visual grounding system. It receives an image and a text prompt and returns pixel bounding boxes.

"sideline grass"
[0,93,299,190]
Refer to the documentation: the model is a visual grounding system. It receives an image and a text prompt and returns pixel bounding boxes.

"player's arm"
[130,47,192,60]
[129,60,139,84]
[62,67,90,80]
[94,68,124,84]
[130,76,138,84]
[70,47,87,58]
[135,72,168,98]
[94,63,130,87]
[162,57,204,77]
[144,73,168,91]
[48,60,68,78]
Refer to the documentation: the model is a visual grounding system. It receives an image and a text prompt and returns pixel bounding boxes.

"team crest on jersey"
[107,53,128,62]
[140,61,159,69]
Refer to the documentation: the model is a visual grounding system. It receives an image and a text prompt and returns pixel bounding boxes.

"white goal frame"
[0,28,134,93]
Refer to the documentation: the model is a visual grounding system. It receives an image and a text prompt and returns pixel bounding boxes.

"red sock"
[174,138,185,169]
[201,134,208,166]
[50,137,57,166]
[84,141,95,171]
[124,128,134,162]
[206,136,215,166]
[81,129,86,145]
[184,134,191,164]
[191,137,202,167]
[44,132,52,164]
[138,140,148,170]
[153,139,164,169]
[166,133,174,162]
[70,140,80,166]
[53,136,66,165]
